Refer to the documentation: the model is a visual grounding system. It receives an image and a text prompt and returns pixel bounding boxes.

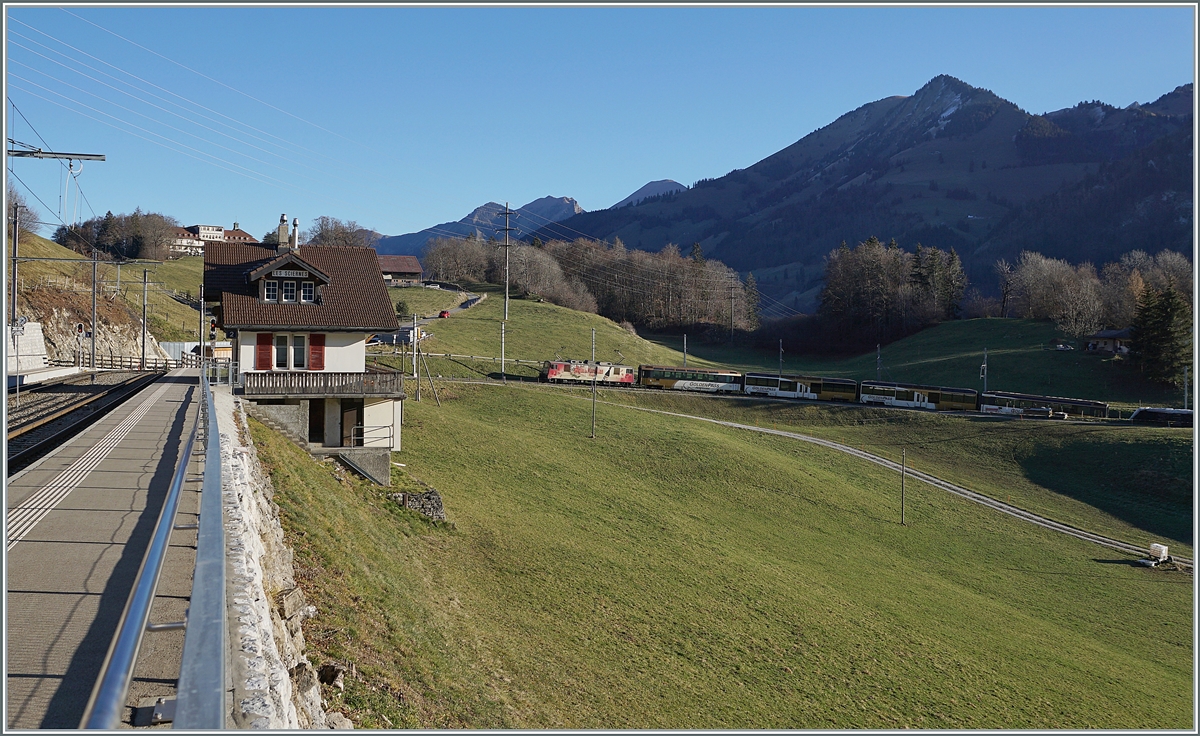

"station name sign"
[272,269,309,278]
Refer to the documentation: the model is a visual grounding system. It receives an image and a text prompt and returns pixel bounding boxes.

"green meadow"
[258,279,1192,728]
[256,379,1192,729]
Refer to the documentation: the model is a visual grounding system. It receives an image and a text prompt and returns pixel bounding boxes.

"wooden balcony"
[242,370,405,398]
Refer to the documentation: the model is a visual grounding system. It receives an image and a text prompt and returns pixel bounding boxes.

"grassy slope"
[645,318,1183,410]
[255,383,1192,729]
[595,389,1193,557]
[11,234,203,342]
[387,285,465,319]
[369,284,722,380]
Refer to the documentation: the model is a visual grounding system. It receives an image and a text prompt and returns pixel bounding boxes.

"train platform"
[5,368,202,729]
[7,364,86,390]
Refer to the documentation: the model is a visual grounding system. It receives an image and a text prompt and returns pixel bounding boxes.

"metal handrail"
[80,372,227,728]
[174,377,227,728]
[351,423,394,447]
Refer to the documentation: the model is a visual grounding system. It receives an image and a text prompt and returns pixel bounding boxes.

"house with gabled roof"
[205,214,404,484]
[378,255,423,286]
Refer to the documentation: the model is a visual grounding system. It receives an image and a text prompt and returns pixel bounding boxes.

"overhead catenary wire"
[7,38,364,189]
[8,20,351,168]
[8,97,98,220]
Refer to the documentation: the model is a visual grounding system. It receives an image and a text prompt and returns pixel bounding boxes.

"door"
[308,399,325,444]
[341,399,363,447]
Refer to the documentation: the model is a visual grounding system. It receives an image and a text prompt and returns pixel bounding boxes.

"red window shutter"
[255,333,273,370]
[309,333,325,370]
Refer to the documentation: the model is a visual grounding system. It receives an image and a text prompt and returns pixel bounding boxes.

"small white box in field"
[1149,543,1169,561]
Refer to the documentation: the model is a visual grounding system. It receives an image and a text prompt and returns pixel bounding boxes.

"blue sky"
[4,4,1195,241]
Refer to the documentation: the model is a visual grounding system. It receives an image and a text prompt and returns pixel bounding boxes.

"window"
[264,280,278,301]
[293,335,307,369]
[275,335,288,368]
[301,281,314,302]
[282,281,297,302]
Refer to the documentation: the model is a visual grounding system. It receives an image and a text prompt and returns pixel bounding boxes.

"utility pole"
[901,448,906,526]
[91,251,98,374]
[497,202,516,322]
[1184,366,1189,410]
[501,321,506,384]
[876,344,881,381]
[412,315,418,378]
[683,334,687,368]
[729,276,736,343]
[10,203,20,325]
[980,347,988,393]
[198,283,205,374]
[591,327,597,439]
[141,270,148,370]
[778,339,783,383]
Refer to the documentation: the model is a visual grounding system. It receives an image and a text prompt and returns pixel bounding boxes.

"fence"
[71,352,191,370]
[243,370,405,396]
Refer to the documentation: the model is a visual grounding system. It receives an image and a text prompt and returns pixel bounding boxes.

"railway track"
[6,371,166,475]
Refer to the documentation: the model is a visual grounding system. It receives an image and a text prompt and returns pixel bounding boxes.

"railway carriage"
[638,365,743,393]
[743,373,858,401]
[859,381,977,411]
[542,360,637,385]
[980,390,1108,418]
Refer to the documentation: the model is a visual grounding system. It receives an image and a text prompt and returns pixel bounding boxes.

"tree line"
[53,209,180,261]
[422,235,760,335]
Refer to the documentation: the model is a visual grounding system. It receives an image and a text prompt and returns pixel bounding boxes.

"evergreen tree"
[690,242,705,264]
[1129,286,1193,384]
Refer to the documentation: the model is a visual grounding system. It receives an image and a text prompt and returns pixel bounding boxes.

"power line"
[60,9,367,148]
[7,39,363,188]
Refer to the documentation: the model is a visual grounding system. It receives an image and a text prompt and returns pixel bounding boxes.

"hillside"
[254,380,1192,728]
[371,286,1182,409]
[527,76,1192,310]
[9,233,204,360]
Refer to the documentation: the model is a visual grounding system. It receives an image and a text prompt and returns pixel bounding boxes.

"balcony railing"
[242,370,405,397]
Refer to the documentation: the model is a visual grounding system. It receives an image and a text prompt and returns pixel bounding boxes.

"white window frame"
[292,334,307,369]
[301,281,315,303]
[274,335,288,369]
[282,281,297,302]
[264,280,278,301]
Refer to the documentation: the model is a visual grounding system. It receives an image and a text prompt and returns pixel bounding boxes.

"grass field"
[367,281,1183,409]
[591,389,1194,558]
[644,318,1184,410]
[10,234,203,342]
[255,382,1193,729]
[387,285,466,319]
[368,284,722,381]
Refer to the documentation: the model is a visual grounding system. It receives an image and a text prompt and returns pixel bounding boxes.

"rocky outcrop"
[20,287,169,364]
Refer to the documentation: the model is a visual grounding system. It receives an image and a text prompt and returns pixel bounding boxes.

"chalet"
[1086,327,1132,354]
[204,214,404,484]
[170,227,205,258]
[378,255,423,286]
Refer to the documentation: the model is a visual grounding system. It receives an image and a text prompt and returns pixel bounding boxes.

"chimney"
[290,217,299,250]
[277,214,290,254]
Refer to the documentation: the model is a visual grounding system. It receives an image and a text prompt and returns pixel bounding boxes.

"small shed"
[1085,328,1131,354]
[378,255,423,286]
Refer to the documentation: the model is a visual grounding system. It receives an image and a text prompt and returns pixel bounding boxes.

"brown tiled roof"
[205,243,399,331]
[224,228,259,243]
[377,255,422,275]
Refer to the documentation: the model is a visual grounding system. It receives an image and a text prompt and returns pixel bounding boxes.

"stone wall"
[213,387,340,729]
[387,487,446,521]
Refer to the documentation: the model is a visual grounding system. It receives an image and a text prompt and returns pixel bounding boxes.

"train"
[541,360,1112,418]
